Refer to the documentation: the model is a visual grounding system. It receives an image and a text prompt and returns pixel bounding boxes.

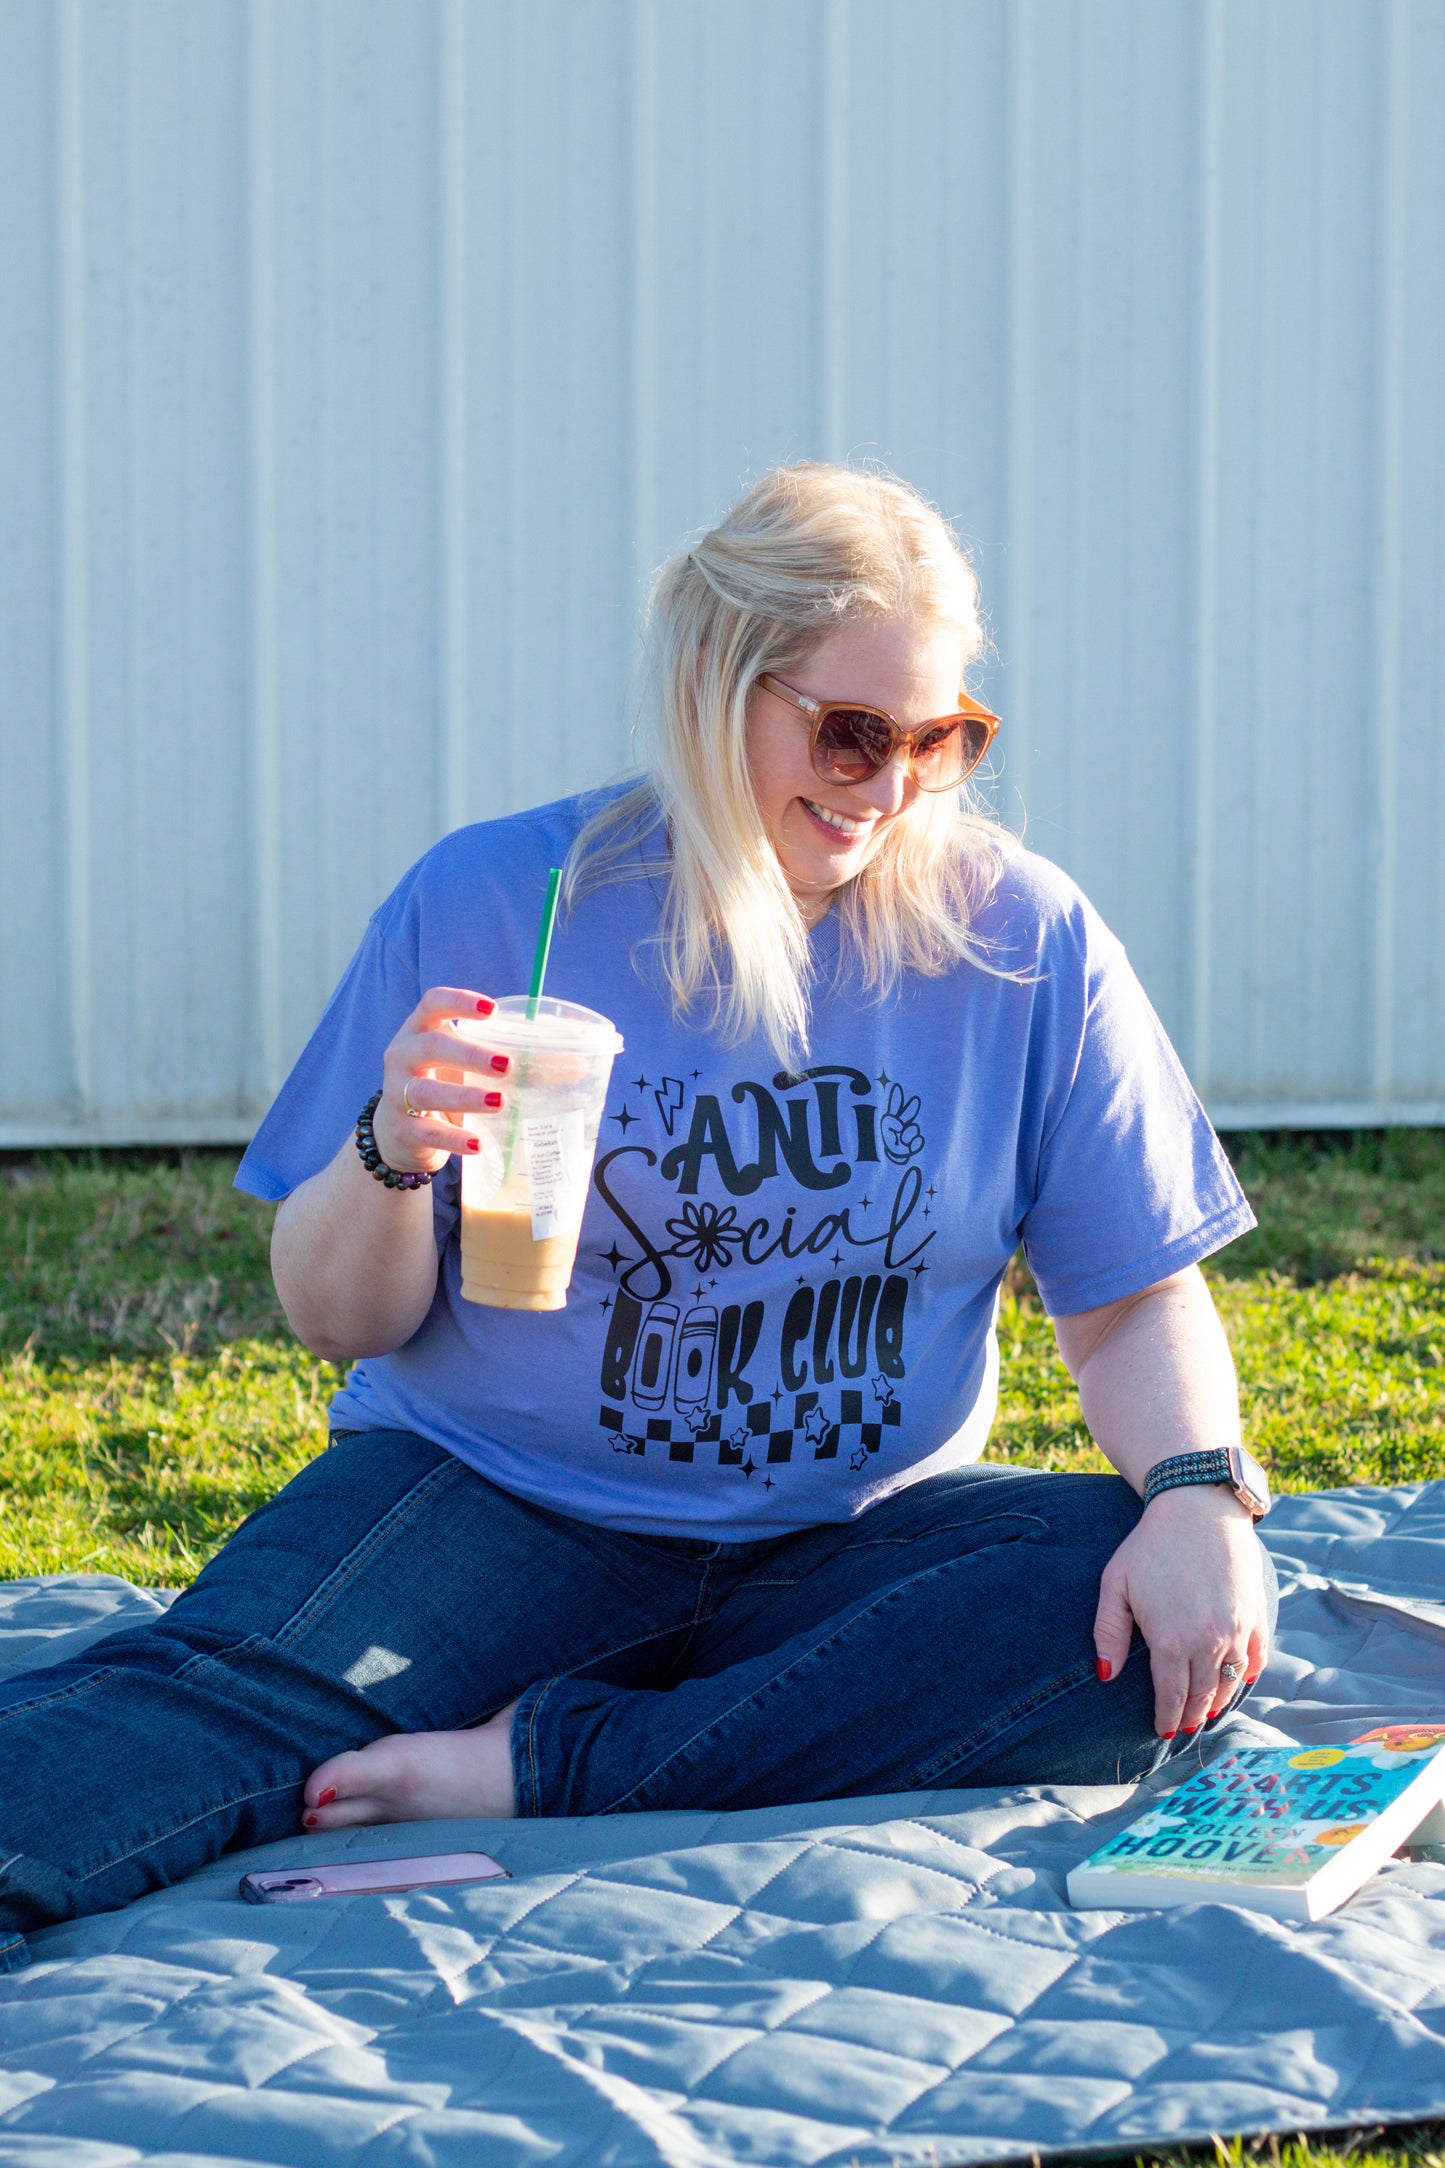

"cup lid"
[463,994,623,1056]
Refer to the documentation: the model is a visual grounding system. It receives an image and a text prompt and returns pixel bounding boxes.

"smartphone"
[240,1851,510,1903]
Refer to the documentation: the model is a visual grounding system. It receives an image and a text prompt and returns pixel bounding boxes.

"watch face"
[1228,1444,1270,1515]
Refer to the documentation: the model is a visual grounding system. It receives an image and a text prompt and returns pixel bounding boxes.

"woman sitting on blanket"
[0,465,1275,1953]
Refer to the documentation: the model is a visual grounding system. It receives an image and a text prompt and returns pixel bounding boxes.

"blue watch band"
[1142,1449,1234,1505]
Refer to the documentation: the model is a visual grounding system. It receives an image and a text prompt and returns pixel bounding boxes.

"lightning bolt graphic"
[654,1077,686,1136]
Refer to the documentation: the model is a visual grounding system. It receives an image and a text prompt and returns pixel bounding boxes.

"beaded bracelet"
[354,1089,434,1191]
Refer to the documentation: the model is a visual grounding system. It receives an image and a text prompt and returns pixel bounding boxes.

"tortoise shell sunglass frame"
[757,673,1001,794]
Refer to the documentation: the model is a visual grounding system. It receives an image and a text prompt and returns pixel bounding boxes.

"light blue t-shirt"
[236,791,1254,1539]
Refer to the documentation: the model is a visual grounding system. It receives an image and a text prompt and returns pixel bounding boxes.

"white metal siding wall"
[1,0,1442,1144]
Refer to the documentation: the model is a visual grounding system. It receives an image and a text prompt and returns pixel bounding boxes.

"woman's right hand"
[370,987,511,1177]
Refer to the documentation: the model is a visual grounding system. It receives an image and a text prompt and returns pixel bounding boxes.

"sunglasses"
[758,674,1000,793]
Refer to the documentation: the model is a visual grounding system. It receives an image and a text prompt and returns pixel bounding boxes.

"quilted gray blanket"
[3,1482,1445,2166]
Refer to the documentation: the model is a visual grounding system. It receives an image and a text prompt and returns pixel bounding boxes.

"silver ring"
[402,1081,425,1120]
[1220,1661,1242,1682]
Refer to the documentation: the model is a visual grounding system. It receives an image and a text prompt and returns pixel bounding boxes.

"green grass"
[991,1130,1445,1494]
[3,1129,1445,1578]
[2,1134,1445,2167]
[0,1153,339,1582]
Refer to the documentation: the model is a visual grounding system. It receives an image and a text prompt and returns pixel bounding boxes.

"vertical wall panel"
[1206,2,1383,1105]
[1,0,1443,1142]
[1387,0,1445,1103]
[1015,0,1203,1036]
[0,0,66,1126]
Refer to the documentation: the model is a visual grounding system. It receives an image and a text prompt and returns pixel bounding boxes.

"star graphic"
[926,1184,938,1201]
[859,1195,872,1211]
[742,1456,757,1479]
[600,1243,627,1273]
[691,1068,701,1080]
[876,1069,891,1086]
[771,1382,783,1405]
[802,1404,831,1447]
[763,1475,774,1491]
[871,1374,898,1408]
[850,1447,869,1472]
[632,1074,650,1091]
[922,1205,932,1219]
[599,1294,612,1312]
[709,1278,718,1290]
[727,1426,752,1456]
[685,1404,715,1437]
[830,1251,844,1268]
[796,1275,806,1286]
[911,1260,930,1278]
[693,1284,705,1300]
[609,1104,638,1133]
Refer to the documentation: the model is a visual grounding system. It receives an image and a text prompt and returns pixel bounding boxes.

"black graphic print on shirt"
[588,1066,936,1491]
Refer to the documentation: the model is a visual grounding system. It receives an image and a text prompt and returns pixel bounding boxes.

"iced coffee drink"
[455,996,623,1311]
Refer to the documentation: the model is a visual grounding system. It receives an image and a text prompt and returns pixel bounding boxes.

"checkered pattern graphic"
[599,1385,901,1466]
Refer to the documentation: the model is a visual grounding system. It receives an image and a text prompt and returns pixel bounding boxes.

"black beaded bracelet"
[355,1089,434,1191]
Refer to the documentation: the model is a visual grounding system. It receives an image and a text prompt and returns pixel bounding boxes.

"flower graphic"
[665,1199,744,1271]
[880,1082,925,1164]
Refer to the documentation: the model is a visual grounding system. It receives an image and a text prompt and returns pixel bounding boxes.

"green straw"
[527,867,563,1017]
[504,867,563,1187]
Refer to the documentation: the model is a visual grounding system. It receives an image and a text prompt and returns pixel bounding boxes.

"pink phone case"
[239,1851,510,1902]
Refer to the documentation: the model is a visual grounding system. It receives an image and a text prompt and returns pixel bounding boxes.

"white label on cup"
[522,1112,586,1240]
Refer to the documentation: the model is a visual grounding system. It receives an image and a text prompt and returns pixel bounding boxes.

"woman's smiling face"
[744,615,970,926]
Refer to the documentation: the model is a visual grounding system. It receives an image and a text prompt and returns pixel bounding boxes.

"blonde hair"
[566,462,1009,1066]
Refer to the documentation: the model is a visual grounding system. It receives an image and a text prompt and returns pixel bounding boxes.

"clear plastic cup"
[455,996,624,1311]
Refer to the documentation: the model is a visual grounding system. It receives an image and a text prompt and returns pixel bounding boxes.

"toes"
[303,1794,394,1832]
[304,1747,375,1811]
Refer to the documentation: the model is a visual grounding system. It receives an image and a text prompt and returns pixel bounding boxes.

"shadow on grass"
[0,1147,286,1360]
[1217,1130,1445,1284]
[1045,2125,1445,2168]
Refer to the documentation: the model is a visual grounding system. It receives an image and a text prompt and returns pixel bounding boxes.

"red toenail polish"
[1095,1659,1111,1683]
[317,1787,336,1807]
[303,1812,320,1828]
[476,998,495,1015]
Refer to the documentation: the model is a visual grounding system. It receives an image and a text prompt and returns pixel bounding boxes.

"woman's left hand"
[1092,1481,1269,1737]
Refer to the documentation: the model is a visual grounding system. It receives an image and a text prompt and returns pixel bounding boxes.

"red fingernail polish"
[1161,1731,1177,1740]
[1095,1659,1111,1683]
[1181,1724,1200,1736]
[476,998,495,1015]
[484,1091,503,1110]
[489,1054,509,1074]
[467,1136,481,1152]
[303,1812,319,1828]
[1245,1673,1259,1685]
[316,1787,336,1807]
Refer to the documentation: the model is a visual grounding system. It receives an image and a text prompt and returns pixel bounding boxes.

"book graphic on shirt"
[590,1064,928,1482]
[1067,1725,1445,1921]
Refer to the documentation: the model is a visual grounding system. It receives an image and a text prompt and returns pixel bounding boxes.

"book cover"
[1067,1724,1445,1921]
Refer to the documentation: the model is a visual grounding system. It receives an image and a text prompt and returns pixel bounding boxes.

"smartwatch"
[1142,1445,1271,1520]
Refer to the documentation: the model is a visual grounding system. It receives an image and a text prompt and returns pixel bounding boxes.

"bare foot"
[301,1702,519,1830]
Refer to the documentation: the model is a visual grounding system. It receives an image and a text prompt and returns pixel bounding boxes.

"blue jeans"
[0,1431,1273,1970]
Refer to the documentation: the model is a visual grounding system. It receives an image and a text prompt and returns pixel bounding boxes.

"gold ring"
[1220,1661,1242,1682]
[402,1081,425,1120]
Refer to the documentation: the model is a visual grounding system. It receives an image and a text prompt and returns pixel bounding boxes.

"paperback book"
[1067,1724,1445,1921]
